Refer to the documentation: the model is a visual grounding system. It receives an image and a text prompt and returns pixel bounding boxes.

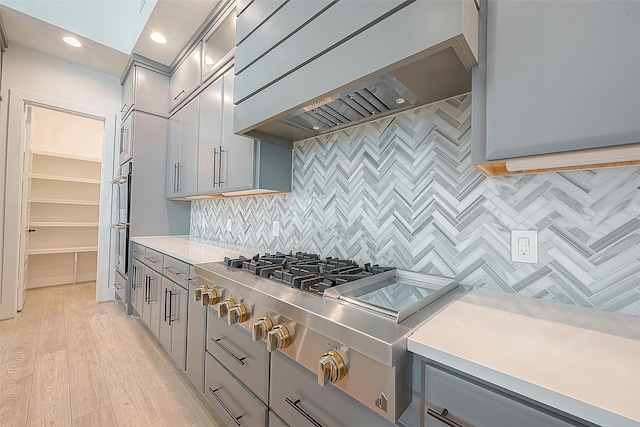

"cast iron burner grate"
[224,252,396,295]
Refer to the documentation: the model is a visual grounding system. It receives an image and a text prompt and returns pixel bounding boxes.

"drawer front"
[114,270,126,302]
[131,242,145,261]
[207,308,270,403]
[270,351,393,427]
[163,255,189,288]
[423,363,578,427]
[205,352,267,427]
[144,248,164,272]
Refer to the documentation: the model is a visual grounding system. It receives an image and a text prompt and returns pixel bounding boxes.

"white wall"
[0,44,121,318]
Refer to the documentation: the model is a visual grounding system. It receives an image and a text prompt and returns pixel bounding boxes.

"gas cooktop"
[223,251,396,296]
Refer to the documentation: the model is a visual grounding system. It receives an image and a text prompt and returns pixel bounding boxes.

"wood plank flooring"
[0,282,223,427]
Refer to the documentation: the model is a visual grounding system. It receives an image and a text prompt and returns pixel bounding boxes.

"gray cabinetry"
[167,98,199,198]
[114,270,126,303]
[119,113,133,165]
[131,259,145,317]
[186,270,206,393]
[206,307,270,403]
[160,277,188,369]
[205,352,268,427]
[170,44,202,111]
[143,265,162,338]
[270,350,394,427]
[268,411,288,427]
[121,64,170,119]
[420,361,580,427]
[202,7,235,82]
[198,70,254,195]
[473,1,640,164]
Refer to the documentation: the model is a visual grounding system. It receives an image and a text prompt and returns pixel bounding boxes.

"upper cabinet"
[121,64,170,119]
[202,7,236,82]
[232,0,478,144]
[170,44,202,112]
[472,1,640,175]
[167,98,199,198]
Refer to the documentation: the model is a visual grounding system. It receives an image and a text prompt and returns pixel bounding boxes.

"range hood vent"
[280,75,419,135]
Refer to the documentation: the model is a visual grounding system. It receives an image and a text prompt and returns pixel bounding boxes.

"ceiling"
[0,0,219,78]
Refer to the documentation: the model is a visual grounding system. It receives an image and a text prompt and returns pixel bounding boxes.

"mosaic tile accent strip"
[191,94,640,317]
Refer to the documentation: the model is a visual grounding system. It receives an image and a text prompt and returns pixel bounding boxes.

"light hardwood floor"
[0,282,223,427]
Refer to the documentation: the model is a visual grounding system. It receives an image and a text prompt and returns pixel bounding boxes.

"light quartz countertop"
[130,235,263,265]
[408,287,640,427]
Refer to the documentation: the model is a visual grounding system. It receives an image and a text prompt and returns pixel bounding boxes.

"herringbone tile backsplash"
[191,94,640,317]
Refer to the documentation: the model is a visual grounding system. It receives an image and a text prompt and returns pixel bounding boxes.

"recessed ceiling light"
[205,56,214,65]
[395,98,406,104]
[150,32,167,44]
[312,126,320,130]
[63,36,81,48]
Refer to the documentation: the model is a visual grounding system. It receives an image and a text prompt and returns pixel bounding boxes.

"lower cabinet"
[269,350,394,427]
[114,270,126,303]
[142,265,162,338]
[186,276,207,393]
[268,411,288,427]
[160,277,188,369]
[205,352,268,427]
[421,362,582,427]
[131,259,145,317]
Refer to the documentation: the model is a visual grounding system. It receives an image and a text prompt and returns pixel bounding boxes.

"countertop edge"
[130,236,256,265]
[406,339,637,427]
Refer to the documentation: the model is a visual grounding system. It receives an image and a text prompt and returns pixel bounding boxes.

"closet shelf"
[29,173,101,184]
[28,246,98,255]
[29,198,100,206]
[28,222,99,227]
[31,149,102,163]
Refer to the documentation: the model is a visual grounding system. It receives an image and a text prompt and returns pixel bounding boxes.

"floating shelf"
[28,246,98,255]
[29,198,100,206]
[29,173,101,184]
[28,222,99,227]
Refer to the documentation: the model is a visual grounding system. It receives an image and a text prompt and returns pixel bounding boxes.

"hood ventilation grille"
[279,75,418,135]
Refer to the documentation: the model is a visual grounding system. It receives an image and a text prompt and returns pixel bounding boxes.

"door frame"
[1,89,116,319]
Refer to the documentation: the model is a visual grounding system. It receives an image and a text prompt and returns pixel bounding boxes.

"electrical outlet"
[511,230,537,263]
[226,219,232,232]
[272,220,280,237]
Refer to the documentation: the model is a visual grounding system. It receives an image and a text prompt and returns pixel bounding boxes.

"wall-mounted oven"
[111,161,131,277]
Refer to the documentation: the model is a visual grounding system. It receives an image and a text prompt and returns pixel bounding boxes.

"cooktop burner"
[223,252,395,295]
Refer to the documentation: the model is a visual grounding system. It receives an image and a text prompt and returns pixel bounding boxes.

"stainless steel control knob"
[227,303,250,325]
[251,316,274,342]
[202,287,222,307]
[266,324,292,352]
[217,298,236,319]
[318,350,348,386]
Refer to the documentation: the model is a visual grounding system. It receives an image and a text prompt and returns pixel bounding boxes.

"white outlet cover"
[511,230,538,263]
[272,220,280,237]
[226,219,232,232]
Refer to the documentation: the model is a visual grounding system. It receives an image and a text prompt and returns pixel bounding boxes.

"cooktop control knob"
[227,303,250,325]
[252,316,274,342]
[201,287,222,307]
[318,350,348,386]
[267,324,292,352]
[217,298,236,319]
[193,285,208,302]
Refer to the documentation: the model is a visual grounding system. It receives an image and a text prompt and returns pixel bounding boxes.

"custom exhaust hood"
[233,0,479,145]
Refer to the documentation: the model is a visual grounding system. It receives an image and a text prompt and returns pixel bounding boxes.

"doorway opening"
[18,104,104,310]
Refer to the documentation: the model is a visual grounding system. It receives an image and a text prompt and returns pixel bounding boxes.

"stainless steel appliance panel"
[270,351,395,427]
[114,270,127,303]
[112,224,128,277]
[205,352,268,427]
[206,307,270,404]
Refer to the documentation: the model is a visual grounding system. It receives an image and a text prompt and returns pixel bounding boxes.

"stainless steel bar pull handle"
[176,162,181,192]
[173,163,178,194]
[210,337,246,365]
[145,276,150,303]
[164,288,170,322]
[213,148,218,186]
[285,397,323,427]
[168,291,175,325]
[131,266,137,289]
[173,89,185,101]
[218,146,225,185]
[426,408,468,427]
[208,387,243,426]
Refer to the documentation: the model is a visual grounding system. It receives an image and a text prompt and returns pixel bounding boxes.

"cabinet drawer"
[131,242,145,261]
[114,271,126,302]
[163,255,189,288]
[144,248,163,272]
[422,362,579,427]
[270,351,393,427]
[205,352,267,427]
[206,308,270,403]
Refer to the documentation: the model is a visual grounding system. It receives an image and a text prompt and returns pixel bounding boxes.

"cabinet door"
[484,1,640,160]
[159,277,173,352]
[170,43,202,110]
[131,259,145,317]
[121,68,134,117]
[143,265,161,338]
[177,97,199,197]
[197,77,223,195]
[119,114,133,165]
[220,70,254,192]
[186,280,206,393]
[166,113,181,198]
[171,284,188,370]
[134,66,170,118]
